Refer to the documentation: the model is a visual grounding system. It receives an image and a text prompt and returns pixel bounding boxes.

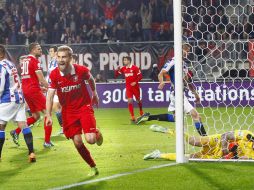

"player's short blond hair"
[57,45,73,56]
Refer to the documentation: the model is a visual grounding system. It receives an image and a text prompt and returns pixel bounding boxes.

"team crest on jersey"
[73,75,78,82]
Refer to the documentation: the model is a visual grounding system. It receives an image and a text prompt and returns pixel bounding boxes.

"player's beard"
[35,51,42,58]
[58,62,71,74]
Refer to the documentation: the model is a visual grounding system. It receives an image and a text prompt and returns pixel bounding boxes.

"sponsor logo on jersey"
[125,73,134,77]
[61,84,81,93]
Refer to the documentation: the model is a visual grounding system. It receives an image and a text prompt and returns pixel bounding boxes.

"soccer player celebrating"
[0,45,35,162]
[45,45,103,176]
[10,42,53,147]
[47,46,63,135]
[137,44,207,136]
[115,56,143,122]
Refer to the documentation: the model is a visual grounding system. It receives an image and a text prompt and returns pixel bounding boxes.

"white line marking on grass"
[49,163,179,190]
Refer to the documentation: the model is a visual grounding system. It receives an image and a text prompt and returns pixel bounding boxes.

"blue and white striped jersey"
[162,57,188,86]
[0,59,24,104]
[47,58,58,82]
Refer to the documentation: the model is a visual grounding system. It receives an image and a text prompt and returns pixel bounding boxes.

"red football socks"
[44,118,52,143]
[27,116,37,126]
[15,127,22,135]
[138,102,143,116]
[128,103,134,117]
[76,144,96,167]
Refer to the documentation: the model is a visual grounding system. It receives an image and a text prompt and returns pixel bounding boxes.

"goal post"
[173,0,186,163]
[175,0,254,162]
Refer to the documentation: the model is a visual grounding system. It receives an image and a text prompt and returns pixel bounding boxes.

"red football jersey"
[21,55,42,92]
[116,64,142,88]
[49,64,91,113]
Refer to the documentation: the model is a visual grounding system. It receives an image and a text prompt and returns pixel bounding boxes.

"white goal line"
[49,163,179,190]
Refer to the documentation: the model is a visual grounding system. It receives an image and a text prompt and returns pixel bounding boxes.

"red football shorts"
[23,90,46,113]
[62,105,97,139]
[126,86,141,100]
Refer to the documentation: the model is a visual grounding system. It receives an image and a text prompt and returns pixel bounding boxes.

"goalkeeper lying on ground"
[144,125,254,160]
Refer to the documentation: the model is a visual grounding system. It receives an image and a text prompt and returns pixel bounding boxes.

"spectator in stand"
[95,73,106,83]
[1,0,252,45]
[87,24,102,43]
[37,27,48,44]
[249,7,254,26]
[8,24,18,45]
[150,0,165,23]
[233,23,244,39]
[165,0,173,23]
[149,64,159,81]
[17,24,27,44]
[50,23,62,44]
[115,23,128,42]
[61,27,75,44]
[77,12,87,30]
[97,0,120,27]
[100,22,112,42]
[88,0,100,16]
[242,16,252,37]
[130,22,143,42]
[80,24,89,43]
[155,24,169,41]
[86,13,100,29]
[69,14,77,35]
[140,1,152,41]
[168,23,174,41]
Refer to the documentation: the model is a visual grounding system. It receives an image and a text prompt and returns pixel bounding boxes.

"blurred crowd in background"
[0,0,174,45]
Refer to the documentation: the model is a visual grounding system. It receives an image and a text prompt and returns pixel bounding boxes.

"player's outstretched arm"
[45,88,55,126]
[36,70,48,89]
[187,82,200,104]
[158,69,167,90]
[114,66,122,78]
[88,75,99,108]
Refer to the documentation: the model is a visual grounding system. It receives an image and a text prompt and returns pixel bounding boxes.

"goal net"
[181,0,254,161]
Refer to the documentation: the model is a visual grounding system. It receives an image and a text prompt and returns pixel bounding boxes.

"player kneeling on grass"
[0,45,35,162]
[45,45,103,176]
[144,126,254,160]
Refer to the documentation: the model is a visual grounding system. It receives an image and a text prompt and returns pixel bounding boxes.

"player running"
[46,45,103,176]
[114,56,143,122]
[10,42,53,148]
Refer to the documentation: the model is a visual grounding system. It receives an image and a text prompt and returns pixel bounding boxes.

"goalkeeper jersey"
[234,130,254,141]
[237,140,254,159]
[199,134,223,159]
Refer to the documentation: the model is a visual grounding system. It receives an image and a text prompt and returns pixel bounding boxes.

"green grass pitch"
[1,107,254,190]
